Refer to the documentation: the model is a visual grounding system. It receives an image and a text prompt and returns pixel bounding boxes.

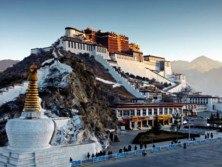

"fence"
[71,137,222,166]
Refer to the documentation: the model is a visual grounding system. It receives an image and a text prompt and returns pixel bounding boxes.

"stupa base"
[0,142,96,167]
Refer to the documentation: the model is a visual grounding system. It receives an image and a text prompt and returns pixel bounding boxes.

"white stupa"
[6,65,54,151]
[0,65,98,167]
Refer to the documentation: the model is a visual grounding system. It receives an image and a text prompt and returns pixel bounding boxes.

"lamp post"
[188,117,191,140]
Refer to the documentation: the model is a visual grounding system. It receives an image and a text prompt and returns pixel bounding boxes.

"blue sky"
[1,0,222,62]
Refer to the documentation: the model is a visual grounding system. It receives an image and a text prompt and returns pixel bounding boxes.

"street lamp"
[188,117,191,140]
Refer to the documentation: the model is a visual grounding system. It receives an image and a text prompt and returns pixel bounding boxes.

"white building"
[58,36,110,60]
[186,95,219,112]
[112,103,184,130]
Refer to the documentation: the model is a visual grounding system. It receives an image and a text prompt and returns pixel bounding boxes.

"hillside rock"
[0,48,132,146]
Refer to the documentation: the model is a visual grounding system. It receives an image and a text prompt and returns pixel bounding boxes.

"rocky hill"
[0,48,134,146]
[172,56,222,96]
[0,59,19,72]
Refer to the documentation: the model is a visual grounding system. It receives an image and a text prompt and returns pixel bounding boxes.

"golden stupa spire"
[23,64,40,112]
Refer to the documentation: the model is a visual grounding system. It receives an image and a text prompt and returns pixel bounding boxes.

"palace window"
[130,110,135,116]
[71,42,73,48]
[164,108,168,115]
[74,42,76,49]
[83,44,85,50]
[148,109,152,115]
[154,109,157,115]
[123,110,129,116]
[143,109,146,116]
[117,110,122,117]
[169,108,173,114]
[137,110,141,116]
[159,108,163,115]
[68,41,71,48]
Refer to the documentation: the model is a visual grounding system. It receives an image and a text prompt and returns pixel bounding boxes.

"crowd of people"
[86,150,113,160]
[205,132,214,139]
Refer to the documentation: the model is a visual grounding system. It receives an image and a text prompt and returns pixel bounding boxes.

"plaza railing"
[71,137,222,166]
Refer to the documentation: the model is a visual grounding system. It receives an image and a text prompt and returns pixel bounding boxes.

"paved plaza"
[92,142,222,167]
[107,129,219,153]
[88,129,222,167]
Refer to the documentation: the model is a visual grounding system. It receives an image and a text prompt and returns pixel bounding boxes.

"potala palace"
[30,26,222,129]
[32,26,187,98]
[1,26,222,167]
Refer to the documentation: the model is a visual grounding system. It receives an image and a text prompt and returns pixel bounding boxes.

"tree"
[209,113,214,126]
[152,114,161,135]
[176,86,193,103]
[216,111,220,120]
[170,113,182,141]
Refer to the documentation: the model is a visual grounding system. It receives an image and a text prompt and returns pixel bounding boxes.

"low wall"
[31,47,52,55]
[62,142,96,161]
[168,83,187,93]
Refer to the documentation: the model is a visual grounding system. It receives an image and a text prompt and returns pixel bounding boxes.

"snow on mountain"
[38,60,73,88]
[0,59,73,106]
[0,82,28,106]
[96,77,121,88]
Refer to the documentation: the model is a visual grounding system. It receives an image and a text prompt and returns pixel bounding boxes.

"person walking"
[87,152,90,160]
[128,145,132,151]
[142,149,147,156]
[92,153,95,159]
[140,142,143,149]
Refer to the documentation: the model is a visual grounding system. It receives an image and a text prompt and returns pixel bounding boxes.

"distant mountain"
[189,56,222,72]
[172,56,222,96]
[172,56,222,73]
[0,59,19,72]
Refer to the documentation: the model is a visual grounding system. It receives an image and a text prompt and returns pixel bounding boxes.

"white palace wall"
[95,55,144,98]
[116,58,174,84]
[59,40,110,60]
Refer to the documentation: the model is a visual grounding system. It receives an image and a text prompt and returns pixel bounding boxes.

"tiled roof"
[112,103,184,108]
